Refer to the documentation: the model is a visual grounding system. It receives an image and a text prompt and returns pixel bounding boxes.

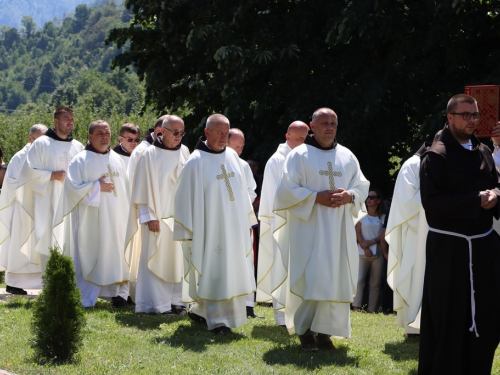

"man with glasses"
[112,123,141,169]
[126,115,190,314]
[170,114,256,335]
[273,108,369,350]
[418,94,500,374]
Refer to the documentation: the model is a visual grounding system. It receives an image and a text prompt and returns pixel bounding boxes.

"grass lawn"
[0,296,498,374]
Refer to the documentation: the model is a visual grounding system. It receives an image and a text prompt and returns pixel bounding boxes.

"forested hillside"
[0,1,157,161]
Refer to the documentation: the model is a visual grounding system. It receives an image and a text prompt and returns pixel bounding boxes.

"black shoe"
[111,296,128,308]
[127,296,135,306]
[212,326,232,335]
[314,333,336,350]
[246,306,264,319]
[171,305,187,315]
[188,311,207,324]
[298,334,318,351]
[6,285,27,295]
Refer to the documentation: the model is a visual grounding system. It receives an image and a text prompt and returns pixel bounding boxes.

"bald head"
[286,121,309,149]
[162,115,184,128]
[206,114,230,129]
[228,128,245,156]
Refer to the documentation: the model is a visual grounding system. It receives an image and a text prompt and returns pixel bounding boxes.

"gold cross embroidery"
[101,164,120,197]
[216,164,235,201]
[319,162,342,190]
[59,151,72,171]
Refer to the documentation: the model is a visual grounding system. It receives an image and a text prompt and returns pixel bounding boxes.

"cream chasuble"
[54,150,130,286]
[240,158,257,203]
[274,140,369,337]
[169,144,256,305]
[126,143,190,284]
[16,135,84,263]
[0,144,42,287]
[256,143,290,303]
[386,148,428,332]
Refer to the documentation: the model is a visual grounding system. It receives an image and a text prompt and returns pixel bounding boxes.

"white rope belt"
[428,226,493,338]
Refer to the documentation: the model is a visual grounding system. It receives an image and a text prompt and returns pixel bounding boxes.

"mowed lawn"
[0,296,499,374]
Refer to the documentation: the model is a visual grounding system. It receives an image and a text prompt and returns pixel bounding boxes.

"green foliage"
[30,247,86,362]
[108,0,500,192]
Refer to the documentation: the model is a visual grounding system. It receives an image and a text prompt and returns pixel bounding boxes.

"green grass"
[0,297,498,374]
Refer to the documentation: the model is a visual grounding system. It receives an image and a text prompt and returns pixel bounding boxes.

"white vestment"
[386,153,428,333]
[126,143,190,313]
[256,142,291,325]
[169,144,256,330]
[0,144,42,288]
[112,150,130,170]
[54,149,130,307]
[16,134,84,266]
[274,141,369,337]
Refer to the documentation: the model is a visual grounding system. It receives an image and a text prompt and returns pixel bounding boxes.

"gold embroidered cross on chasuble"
[319,161,342,190]
[101,163,120,197]
[216,164,235,201]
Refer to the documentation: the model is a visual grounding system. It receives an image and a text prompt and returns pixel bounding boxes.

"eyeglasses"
[366,196,379,200]
[163,128,186,137]
[120,136,140,143]
[450,112,481,121]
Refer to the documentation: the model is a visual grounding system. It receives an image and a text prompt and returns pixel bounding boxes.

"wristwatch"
[350,192,355,204]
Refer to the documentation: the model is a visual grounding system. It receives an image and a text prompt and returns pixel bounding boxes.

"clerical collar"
[304,134,337,150]
[112,143,130,157]
[46,128,73,142]
[145,128,155,145]
[195,136,226,154]
[441,124,480,151]
[85,142,110,155]
[153,135,182,150]
[415,142,431,157]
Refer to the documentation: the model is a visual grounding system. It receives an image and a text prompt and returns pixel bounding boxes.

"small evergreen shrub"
[31,247,85,362]
[0,270,4,284]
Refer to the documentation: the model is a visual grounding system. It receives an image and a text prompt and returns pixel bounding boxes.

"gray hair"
[89,120,109,134]
[29,124,48,136]
[206,114,230,129]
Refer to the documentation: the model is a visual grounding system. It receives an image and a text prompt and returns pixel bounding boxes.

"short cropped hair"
[206,114,229,128]
[89,120,109,134]
[119,123,140,136]
[228,128,244,140]
[53,106,73,120]
[446,94,477,114]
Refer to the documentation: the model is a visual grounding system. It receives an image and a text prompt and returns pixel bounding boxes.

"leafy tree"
[2,27,20,49]
[108,0,500,191]
[50,84,79,108]
[37,61,58,95]
[21,15,36,39]
[23,65,38,91]
[74,4,91,33]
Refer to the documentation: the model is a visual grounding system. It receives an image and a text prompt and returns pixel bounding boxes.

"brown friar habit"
[418,124,500,375]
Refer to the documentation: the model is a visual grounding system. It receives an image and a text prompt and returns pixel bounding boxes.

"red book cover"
[464,85,499,138]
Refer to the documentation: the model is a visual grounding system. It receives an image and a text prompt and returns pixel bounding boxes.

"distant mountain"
[0,0,122,29]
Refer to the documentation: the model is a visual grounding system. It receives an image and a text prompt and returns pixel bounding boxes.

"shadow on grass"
[3,296,35,309]
[262,343,359,370]
[250,324,293,344]
[154,322,245,352]
[384,338,419,361]
[113,310,188,331]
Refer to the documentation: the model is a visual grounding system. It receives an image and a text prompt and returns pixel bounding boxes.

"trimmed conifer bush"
[31,247,85,362]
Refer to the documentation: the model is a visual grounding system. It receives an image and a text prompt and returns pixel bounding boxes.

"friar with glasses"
[54,120,131,308]
[169,114,256,335]
[126,115,190,315]
[273,107,369,351]
[112,123,141,170]
[256,120,309,326]
[418,94,500,374]
[16,107,84,274]
[0,124,48,295]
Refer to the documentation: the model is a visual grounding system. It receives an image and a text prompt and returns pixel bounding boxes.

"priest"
[0,124,48,295]
[126,115,190,314]
[54,120,130,308]
[227,128,261,318]
[256,121,309,326]
[112,123,141,169]
[170,114,256,335]
[274,108,369,350]
[16,107,84,272]
[418,94,500,374]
